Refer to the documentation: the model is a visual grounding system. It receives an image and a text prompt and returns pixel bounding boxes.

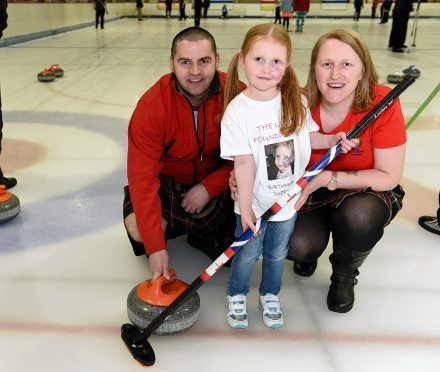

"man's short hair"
[171,27,217,57]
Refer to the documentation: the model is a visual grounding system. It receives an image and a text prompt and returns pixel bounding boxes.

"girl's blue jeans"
[227,213,296,296]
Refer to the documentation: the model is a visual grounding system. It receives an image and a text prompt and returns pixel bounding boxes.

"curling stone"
[49,64,64,78]
[0,187,20,223]
[402,65,421,79]
[37,69,56,82]
[127,268,200,335]
[387,65,421,84]
[387,71,405,84]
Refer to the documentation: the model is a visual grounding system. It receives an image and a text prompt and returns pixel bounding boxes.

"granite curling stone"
[49,64,64,78]
[387,71,406,84]
[127,269,200,335]
[402,65,421,79]
[0,188,20,223]
[387,65,421,84]
[37,69,56,82]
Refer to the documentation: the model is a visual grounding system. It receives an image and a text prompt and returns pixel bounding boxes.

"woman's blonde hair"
[306,29,379,112]
[223,23,305,136]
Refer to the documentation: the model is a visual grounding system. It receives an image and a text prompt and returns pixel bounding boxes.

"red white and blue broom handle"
[201,74,416,280]
[136,75,415,341]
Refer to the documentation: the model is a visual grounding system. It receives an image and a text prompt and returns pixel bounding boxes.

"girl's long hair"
[223,24,305,136]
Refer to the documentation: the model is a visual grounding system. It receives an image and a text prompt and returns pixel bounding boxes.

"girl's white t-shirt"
[221,92,318,221]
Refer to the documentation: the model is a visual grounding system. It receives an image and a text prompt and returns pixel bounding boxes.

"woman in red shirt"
[288,29,406,313]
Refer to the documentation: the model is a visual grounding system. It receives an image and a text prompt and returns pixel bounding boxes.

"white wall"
[2,2,440,41]
[3,3,130,39]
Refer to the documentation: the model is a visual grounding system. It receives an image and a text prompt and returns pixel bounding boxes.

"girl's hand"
[294,188,309,211]
[240,209,258,235]
[294,170,332,210]
[229,170,239,201]
[336,132,357,153]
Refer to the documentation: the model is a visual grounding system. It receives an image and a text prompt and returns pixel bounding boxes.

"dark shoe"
[401,44,408,48]
[0,177,17,189]
[418,216,440,236]
[327,275,358,313]
[392,48,405,53]
[327,246,373,313]
[187,234,232,267]
[293,260,317,277]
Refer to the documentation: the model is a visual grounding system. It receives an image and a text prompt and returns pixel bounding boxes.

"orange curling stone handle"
[136,268,189,307]
[0,185,13,203]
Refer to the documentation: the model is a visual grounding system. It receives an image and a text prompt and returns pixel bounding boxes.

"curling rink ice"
[0,16,439,372]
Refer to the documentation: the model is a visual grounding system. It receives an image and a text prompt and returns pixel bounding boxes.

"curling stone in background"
[127,268,200,335]
[48,64,64,78]
[37,64,64,82]
[387,65,421,84]
[402,65,421,79]
[387,71,405,84]
[37,68,56,82]
[0,187,20,223]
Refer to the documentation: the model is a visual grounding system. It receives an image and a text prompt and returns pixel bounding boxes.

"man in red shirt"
[124,27,241,281]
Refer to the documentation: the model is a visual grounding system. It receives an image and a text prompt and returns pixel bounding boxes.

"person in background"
[136,0,143,21]
[388,0,414,52]
[202,0,210,18]
[194,0,202,26]
[274,3,282,24]
[221,4,228,19]
[287,29,406,313]
[281,0,293,32]
[94,0,107,29]
[379,0,392,23]
[0,0,17,190]
[294,0,310,32]
[418,192,440,236]
[221,24,353,329]
[179,0,187,20]
[354,0,363,21]
[124,27,244,281]
[371,0,379,19]
[165,0,173,18]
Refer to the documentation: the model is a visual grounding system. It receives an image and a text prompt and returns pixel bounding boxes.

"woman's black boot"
[293,260,318,277]
[327,246,373,313]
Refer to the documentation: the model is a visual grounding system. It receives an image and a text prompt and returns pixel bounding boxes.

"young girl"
[274,141,294,180]
[220,24,352,329]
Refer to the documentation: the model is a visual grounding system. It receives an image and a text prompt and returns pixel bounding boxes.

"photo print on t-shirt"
[265,139,295,181]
